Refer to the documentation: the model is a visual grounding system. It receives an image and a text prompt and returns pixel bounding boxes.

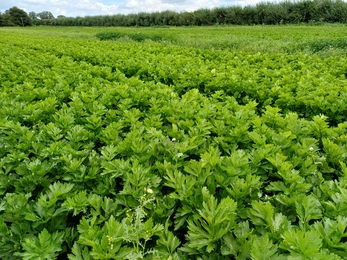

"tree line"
[52,0,347,26]
[1,0,347,27]
[0,6,55,26]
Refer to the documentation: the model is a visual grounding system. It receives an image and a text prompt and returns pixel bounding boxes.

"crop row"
[1,32,347,259]
[3,32,347,124]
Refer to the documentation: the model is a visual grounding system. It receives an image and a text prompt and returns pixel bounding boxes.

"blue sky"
[0,0,262,18]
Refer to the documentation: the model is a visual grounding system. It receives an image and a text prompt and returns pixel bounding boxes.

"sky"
[0,0,262,18]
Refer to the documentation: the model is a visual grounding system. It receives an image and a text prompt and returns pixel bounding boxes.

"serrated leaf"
[157,224,181,254]
[68,244,91,260]
[49,182,74,197]
[251,234,286,260]
[248,201,274,233]
[15,228,64,260]
[184,187,237,254]
[295,195,322,230]
[280,229,323,258]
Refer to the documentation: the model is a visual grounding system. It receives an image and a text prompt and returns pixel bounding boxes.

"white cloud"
[54,7,67,15]
[22,0,47,4]
[118,0,222,13]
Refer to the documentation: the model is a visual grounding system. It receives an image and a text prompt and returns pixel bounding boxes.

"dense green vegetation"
[2,25,347,57]
[0,6,31,27]
[52,0,347,26]
[1,26,347,259]
[0,7,54,26]
[2,0,347,27]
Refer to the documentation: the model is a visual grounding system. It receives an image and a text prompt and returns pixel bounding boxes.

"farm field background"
[1,25,347,259]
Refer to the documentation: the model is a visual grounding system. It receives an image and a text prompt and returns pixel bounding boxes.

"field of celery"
[1,25,347,259]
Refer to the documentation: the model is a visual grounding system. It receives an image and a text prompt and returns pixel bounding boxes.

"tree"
[0,10,12,26]
[28,11,41,25]
[37,11,54,20]
[7,6,31,26]
[28,11,36,19]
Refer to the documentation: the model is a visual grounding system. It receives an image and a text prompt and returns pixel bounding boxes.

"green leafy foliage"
[183,187,237,254]
[250,234,286,260]
[14,229,64,260]
[280,229,342,259]
[1,27,347,259]
[295,195,322,231]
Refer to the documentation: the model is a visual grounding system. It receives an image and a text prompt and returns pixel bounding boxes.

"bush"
[95,31,170,42]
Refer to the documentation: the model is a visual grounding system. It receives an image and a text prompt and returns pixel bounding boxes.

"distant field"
[2,24,347,56]
[1,26,347,259]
